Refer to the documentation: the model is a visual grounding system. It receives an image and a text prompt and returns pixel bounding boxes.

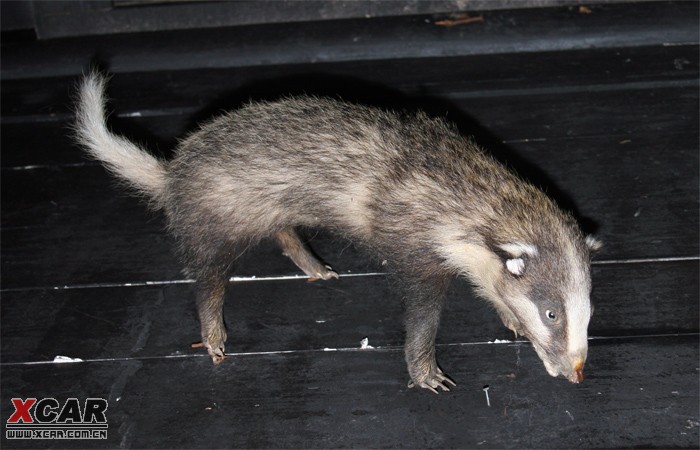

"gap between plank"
[1,256,697,293]
[2,332,696,367]
[0,272,387,293]
[2,78,696,127]
[451,78,699,99]
[592,256,699,265]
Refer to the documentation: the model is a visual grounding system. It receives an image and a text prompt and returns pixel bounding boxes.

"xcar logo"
[6,398,108,440]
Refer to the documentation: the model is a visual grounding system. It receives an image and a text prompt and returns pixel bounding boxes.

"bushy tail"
[74,71,167,205]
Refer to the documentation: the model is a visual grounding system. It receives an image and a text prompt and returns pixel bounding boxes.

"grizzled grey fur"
[75,72,600,393]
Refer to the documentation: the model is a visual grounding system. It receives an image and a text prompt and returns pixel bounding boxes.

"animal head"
[438,225,602,383]
[486,235,601,383]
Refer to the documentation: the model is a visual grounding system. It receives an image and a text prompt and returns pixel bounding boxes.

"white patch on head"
[499,242,539,258]
[505,258,525,276]
[500,242,537,277]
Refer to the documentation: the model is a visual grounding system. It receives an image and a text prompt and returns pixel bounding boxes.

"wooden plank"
[4,83,699,168]
[1,3,696,447]
[2,2,697,81]
[2,126,697,288]
[3,44,697,121]
[459,86,699,141]
[31,0,600,39]
[1,336,697,448]
[503,132,699,259]
[1,260,696,364]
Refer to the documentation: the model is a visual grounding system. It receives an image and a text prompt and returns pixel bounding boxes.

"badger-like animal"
[75,72,600,393]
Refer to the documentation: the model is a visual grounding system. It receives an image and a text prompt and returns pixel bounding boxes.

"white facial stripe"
[565,243,591,355]
[566,290,591,355]
[512,295,551,344]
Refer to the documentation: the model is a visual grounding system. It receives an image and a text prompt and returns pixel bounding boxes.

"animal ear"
[585,235,603,253]
[493,242,538,277]
[505,257,526,276]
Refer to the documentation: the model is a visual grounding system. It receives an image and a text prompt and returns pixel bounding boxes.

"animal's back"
[163,97,480,244]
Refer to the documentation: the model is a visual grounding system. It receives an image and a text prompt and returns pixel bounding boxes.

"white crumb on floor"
[360,337,374,349]
[53,355,83,363]
[488,339,513,344]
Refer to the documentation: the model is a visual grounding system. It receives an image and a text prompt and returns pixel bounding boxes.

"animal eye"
[546,310,557,321]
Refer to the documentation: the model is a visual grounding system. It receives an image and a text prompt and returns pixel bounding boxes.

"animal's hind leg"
[195,270,229,364]
[275,228,339,281]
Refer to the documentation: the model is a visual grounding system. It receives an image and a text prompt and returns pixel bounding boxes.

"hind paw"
[192,340,226,364]
[307,264,339,282]
[206,343,226,364]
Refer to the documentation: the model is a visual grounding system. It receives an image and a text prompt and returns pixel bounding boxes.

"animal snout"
[567,359,585,383]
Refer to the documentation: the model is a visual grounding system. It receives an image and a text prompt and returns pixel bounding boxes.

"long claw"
[426,385,439,395]
[408,380,439,394]
[437,373,457,387]
[324,265,340,279]
[409,377,452,394]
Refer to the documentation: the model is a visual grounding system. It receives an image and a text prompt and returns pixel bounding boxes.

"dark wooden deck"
[1,1,698,448]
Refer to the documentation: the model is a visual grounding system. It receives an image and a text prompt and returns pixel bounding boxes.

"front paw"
[408,367,456,394]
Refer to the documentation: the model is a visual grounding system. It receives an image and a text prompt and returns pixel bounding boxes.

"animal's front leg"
[402,276,456,394]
